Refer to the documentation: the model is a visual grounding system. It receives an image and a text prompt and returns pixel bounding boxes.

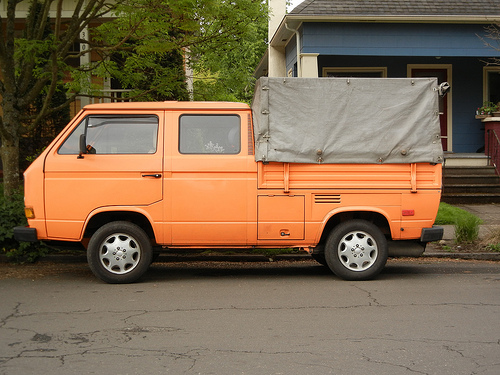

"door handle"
[142,174,162,178]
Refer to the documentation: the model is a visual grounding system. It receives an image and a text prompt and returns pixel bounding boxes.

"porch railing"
[91,89,133,103]
[75,89,133,105]
[486,129,500,175]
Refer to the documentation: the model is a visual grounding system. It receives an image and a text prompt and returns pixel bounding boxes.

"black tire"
[325,220,388,281]
[87,221,153,283]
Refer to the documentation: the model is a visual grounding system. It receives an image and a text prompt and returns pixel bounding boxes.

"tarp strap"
[284,163,290,193]
[411,163,417,193]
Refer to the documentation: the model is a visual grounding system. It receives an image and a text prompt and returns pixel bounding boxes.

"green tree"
[0,0,120,198]
[18,2,71,170]
[192,4,268,103]
[0,0,267,198]
[94,0,268,102]
[107,47,190,101]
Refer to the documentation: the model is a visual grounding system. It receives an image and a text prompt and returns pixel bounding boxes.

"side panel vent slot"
[315,194,341,204]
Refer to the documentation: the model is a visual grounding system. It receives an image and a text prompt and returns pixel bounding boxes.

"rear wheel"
[87,221,152,283]
[325,220,388,281]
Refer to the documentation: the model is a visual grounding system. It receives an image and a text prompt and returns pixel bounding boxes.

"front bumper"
[14,226,38,242]
[420,226,444,242]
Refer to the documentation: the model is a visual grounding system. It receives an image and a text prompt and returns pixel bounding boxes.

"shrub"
[435,203,482,243]
[0,186,49,263]
[454,215,481,243]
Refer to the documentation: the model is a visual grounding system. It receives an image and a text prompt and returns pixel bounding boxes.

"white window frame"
[322,67,388,77]
[483,66,500,104]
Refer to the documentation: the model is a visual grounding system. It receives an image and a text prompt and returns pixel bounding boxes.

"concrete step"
[441,193,500,204]
[443,184,500,194]
[443,165,497,176]
[443,175,500,185]
[444,153,489,167]
[442,154,500,203]
[444,153,490,167]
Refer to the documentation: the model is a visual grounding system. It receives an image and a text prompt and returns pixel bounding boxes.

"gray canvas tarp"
[251,77,444,164]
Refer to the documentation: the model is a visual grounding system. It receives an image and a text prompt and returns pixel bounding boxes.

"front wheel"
[325,220,388,281]
[87,221,153,283]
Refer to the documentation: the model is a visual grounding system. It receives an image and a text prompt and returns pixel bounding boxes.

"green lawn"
[434,202,482,225]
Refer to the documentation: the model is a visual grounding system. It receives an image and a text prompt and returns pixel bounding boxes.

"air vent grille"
[314,194,341,204]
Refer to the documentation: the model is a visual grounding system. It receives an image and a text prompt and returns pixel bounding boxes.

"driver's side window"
[58,115,159,155]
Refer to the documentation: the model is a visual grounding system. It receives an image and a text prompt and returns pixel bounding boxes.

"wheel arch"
[316,209,392,252]
[83,209,156,242]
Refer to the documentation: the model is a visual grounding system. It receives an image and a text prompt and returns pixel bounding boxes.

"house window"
[66,42,81,68]
[484,67,500,105]
[179,115,241,154]
[323,67,387,78]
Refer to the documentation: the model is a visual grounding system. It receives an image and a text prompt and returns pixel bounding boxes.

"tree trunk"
[0,101,22,199]
[0,138,21,198]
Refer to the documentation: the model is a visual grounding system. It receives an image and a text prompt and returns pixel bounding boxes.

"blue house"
[258,0,500,154]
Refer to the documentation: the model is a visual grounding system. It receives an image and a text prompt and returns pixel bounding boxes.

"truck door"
[169,112,252,246]
[44,112,164,240]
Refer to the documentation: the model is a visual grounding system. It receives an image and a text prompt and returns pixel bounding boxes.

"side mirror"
[78,134,86,159]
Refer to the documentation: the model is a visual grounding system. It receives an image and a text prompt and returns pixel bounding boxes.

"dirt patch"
[428,240,500,254]
[1,256,497,281]
[0,262,90,280]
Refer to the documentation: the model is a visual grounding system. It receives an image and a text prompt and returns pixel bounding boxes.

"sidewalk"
[440,203,500,241]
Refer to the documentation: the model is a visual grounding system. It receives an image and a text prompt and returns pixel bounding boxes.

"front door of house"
[410,66,450,151]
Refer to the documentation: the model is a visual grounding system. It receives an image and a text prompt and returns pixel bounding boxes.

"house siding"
[285,34,299,75]
[301,23,500,57]
[451,58,485,152]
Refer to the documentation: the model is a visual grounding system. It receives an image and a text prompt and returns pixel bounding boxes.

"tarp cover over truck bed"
[251,77,444,164]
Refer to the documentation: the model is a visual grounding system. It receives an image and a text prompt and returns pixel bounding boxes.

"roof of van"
[83,101,250,110]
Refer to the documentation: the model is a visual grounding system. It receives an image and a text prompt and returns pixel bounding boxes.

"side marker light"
[25,207,35,219]
[402,209,415,216]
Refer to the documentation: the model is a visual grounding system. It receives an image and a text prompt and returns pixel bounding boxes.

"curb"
[2,251,499,264]
[422,252,500,261]
[441,224,500,241]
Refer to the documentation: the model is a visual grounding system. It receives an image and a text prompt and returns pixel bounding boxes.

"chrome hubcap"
[338,230,378,271]
[99,233,141,274]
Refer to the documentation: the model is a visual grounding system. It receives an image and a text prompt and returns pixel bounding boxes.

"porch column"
[268,0,287,77]
[300,53,319,78]
[269,47,287,77]
[79,25,91,106]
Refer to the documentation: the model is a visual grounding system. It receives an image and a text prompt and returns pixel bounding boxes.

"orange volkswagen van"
[15,78,444,283]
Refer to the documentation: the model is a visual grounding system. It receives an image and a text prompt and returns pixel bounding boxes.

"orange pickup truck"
[15,77,445,283]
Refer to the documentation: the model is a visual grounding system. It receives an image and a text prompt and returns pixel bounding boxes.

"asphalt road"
[1,258,499,375]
